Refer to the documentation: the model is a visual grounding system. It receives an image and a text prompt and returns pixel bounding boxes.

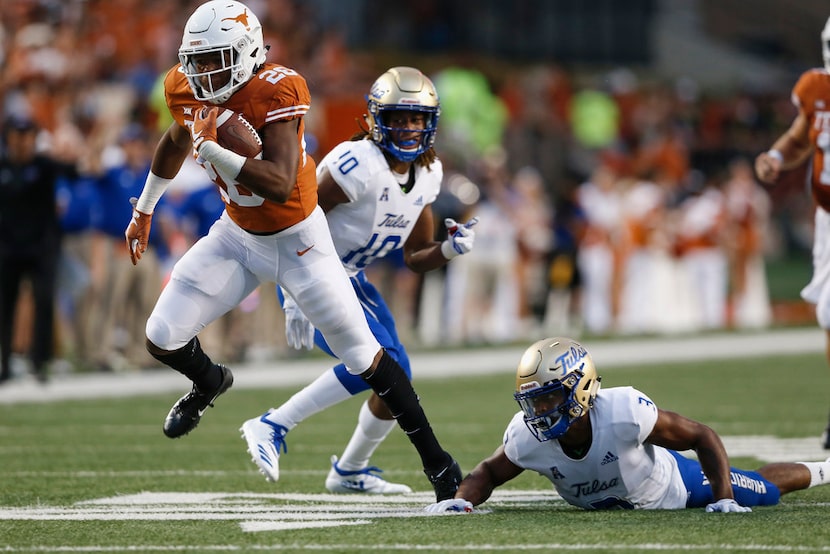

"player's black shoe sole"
[163,365,234,438]
[425,458,463,501]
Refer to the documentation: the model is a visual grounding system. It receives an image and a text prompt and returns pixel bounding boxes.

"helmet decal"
[554,343,589,375]
[221,9,251,31]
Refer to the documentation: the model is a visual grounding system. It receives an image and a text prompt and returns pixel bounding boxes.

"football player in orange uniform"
[755,16,830,448]
[124,0,461,500]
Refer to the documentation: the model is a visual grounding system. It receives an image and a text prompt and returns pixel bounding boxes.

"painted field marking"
[0,490,540,530]
[0,435,825,535]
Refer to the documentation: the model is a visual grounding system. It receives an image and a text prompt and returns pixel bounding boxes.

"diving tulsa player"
[427,337,830,514]
[124,1,462,500]
[755,16,830,449]
[240,67,478,494]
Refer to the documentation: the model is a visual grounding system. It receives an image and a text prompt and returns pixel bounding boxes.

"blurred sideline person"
[240,67,477,494]
[124,1,462,500]
[426,337,830,514]
[94,124,167,371]
[674,178,729,331]
[755,16,830,449]
[444,170,519,345]
[0,116,74,383]
[574,162,622,335]
[723,157,772,329]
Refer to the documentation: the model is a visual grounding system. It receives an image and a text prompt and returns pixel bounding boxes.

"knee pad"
[145,314,182,351]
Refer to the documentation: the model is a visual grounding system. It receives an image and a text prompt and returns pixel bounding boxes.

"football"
[216,109,262,158]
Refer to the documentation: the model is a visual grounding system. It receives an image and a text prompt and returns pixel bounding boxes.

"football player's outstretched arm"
[403,209,478,272]
[456,445,524,506]
[125,122,192,265]
[647,408,734,503]
[402,206,447,273]
[755,108,813,184]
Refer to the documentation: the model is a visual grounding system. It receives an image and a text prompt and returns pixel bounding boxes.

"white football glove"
[423,498,474,514]
[705,498,752,513]
[281,288,315,350]
[440,217,479,259]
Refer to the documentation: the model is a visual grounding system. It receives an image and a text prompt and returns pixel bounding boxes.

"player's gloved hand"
[440,216,479,259]
[705,498,752,513]
[191,106,218,153]
[282,290,315,350]
[125,197,153,266]
[423,498,474,514]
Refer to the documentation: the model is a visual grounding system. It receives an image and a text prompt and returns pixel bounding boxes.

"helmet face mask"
[179,0,266,104]
[514,338,601,442]
[366,67,440,162]
[823,16,830,72]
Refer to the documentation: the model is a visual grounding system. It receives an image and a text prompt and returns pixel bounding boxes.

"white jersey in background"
[502,386,689,510]
[317,140,443,275]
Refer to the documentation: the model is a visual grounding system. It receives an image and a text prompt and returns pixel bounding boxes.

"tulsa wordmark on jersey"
[320,140,442,275]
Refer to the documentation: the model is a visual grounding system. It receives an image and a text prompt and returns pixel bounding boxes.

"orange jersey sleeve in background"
[793,68,830,211]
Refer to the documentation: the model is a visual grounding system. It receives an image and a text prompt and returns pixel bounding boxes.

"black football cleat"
[425,458,463,501]
[163,365,233,438]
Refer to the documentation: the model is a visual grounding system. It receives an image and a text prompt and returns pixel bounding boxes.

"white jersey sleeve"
[502,386,687,510]
[317,140,442,276]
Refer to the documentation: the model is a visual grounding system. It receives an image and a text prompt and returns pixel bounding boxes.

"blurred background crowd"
[0,0,825,378]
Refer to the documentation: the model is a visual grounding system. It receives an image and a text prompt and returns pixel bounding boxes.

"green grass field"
[2,347,830,553]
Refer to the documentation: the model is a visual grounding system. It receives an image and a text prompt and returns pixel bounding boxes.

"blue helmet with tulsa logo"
[514,337,601,442]
[366,66,440,162]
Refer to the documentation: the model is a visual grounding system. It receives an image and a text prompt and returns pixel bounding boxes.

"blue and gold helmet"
[366,67,440,162]
[514,337,601,442]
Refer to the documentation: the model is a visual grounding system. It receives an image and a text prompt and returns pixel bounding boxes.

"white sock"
[264,368,351,430]
[799,461,830,488]
[336,400,396,471]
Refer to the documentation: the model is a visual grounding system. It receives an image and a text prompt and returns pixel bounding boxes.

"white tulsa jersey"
[503,386,689,510]
[317,140,442,276]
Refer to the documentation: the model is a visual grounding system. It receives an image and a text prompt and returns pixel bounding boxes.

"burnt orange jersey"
[793,68,830,211]
[164,63,317,233]
[624,218,651,249]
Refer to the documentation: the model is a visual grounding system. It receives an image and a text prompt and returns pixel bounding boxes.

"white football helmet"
[514,337,601,442]
[178,0,267,104]
[822,16,830,72]
[366,66,440,162]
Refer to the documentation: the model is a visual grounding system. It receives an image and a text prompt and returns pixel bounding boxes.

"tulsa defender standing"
[124,1,462,500]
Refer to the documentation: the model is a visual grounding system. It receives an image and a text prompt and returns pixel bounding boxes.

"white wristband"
[199,141,246,180]
[441,239,459,260]
[135,172,172,213]
[767,149,784,163]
